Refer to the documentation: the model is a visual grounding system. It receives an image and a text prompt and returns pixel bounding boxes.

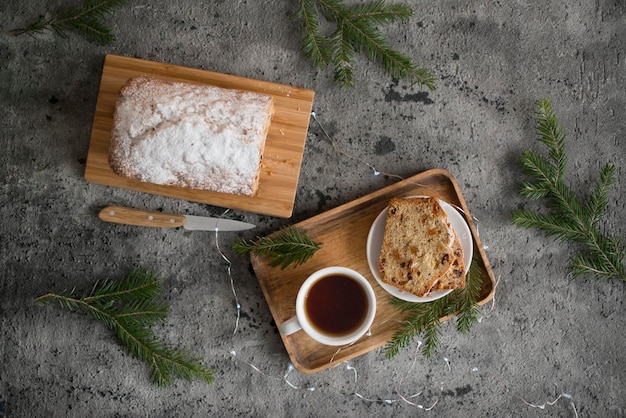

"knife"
[98,206,255,231]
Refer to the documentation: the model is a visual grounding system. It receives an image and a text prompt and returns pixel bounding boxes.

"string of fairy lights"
[208,111,577,414]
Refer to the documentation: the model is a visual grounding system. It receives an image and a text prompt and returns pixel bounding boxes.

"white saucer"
[366,196,473,303]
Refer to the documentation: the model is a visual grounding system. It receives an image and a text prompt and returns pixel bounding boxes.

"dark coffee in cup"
[304,274,369,336]
[279,266,377,346]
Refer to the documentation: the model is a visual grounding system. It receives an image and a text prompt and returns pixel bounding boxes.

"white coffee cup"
[279,266,377,346]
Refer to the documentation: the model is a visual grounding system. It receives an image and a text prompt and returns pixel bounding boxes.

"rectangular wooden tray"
[84,54,315,218]
[251,168,496,373]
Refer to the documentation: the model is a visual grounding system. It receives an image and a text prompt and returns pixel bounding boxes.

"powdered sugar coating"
[109,77,274,196]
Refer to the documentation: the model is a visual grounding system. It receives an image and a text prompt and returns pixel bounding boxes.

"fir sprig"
[384,257,483,358]
[294,0,436,89]
[512,100,625,281]
[232,227,323,269]
[34,269,214,387]
[8,0,126,45]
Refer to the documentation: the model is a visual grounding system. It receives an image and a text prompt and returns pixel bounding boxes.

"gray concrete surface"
[1,0,625,416]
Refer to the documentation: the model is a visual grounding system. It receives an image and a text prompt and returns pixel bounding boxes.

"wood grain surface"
[84,54,315,218]
[251,168,496,373]
[98,206,186,228]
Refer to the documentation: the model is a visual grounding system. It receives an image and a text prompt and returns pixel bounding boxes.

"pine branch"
[384,256,483,358]
[447,258,482,334]
[350,0,413,23]
[335,2,426,86]
[511,210,586,243]
[328,20,356,87]
[232,227,323,269]
[294,0,436,89]
[512,100,625,281]
[85,269,162,303]
[8,0,126,45]
[113,315,213,386]
[586,164,616,225]
[114,299,169,326]
[382,300,437,359]
[34,270,214,387]
[534,101,566,183]
[295,0,332,68]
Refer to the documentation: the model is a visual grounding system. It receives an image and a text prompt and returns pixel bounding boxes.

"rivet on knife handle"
[99,206,186,228]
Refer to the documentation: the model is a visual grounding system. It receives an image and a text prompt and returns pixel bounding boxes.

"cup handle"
[279,316,302,336]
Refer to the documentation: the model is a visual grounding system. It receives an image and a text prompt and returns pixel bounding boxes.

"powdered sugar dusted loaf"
[109,77,274,196]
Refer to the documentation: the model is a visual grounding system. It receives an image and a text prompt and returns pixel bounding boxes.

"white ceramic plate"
[366,196,473,302]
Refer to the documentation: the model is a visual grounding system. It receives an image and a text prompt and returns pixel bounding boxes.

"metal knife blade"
[99,206,255,232]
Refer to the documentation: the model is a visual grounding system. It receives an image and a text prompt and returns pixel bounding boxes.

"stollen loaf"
[109,76,274,196]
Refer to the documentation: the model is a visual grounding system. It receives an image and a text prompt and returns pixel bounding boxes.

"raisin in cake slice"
[378,197,456,297]
[432,234,466,291]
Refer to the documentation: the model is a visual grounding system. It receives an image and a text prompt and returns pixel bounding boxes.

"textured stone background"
[1,0,625,416]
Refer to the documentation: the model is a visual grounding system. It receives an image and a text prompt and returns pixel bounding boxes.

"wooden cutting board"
[251,168,496,373]
[84,54,315,218]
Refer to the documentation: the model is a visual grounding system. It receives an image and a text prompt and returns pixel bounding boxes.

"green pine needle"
[512,100,625,281]
[232,227,323,270]
[8,0,126,45]
[384,256,483,359]
[34,269,214,387]
[86,269,163,303]
[586,164,616,225]
[294,0,436,89]
[295,0,332,68]
[449,258,482,334]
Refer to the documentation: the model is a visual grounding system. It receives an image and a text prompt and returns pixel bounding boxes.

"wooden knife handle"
[99,206,185,228]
